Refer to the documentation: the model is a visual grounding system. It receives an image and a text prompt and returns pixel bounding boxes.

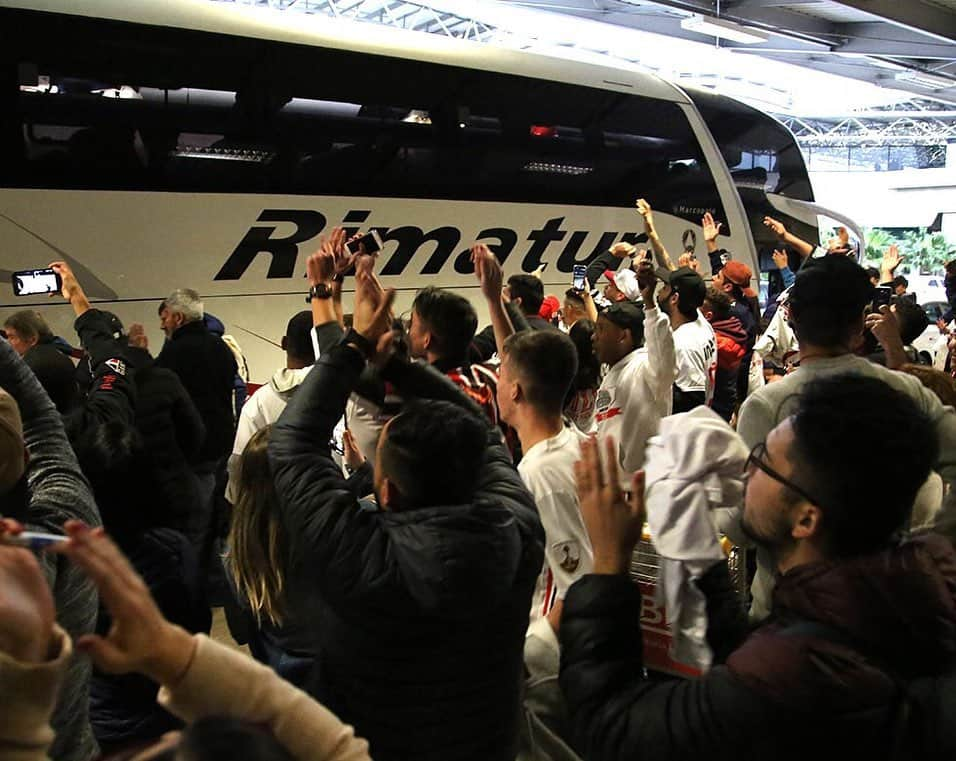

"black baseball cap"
[602,301,645,343]
[655,266,707,311]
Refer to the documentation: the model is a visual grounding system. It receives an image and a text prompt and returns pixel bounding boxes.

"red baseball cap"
[720,261,757,298]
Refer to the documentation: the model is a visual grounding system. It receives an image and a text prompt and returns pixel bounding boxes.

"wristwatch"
[307,283,333,303]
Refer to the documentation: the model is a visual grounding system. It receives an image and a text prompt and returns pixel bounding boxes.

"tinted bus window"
[686,89,812,202]
[0,7,724,225]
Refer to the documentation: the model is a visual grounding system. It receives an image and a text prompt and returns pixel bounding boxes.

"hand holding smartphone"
[11,268,62,297]
[572,264,587,292]
[346,230,384,256]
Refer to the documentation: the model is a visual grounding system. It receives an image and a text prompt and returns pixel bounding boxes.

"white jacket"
[595,305,676,473]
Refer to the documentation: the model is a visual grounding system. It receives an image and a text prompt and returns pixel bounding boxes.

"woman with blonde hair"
[225,425,317,688]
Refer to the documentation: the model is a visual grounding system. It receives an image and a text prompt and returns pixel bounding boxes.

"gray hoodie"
[0,338,102,761]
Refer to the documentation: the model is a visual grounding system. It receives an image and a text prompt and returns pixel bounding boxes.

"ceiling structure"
[502,0,956,106]
[213,0,956,144]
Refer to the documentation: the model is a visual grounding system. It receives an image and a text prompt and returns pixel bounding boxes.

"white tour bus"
[0,0,855,380]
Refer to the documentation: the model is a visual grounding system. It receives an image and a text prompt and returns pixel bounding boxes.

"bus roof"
[1,0,688,104]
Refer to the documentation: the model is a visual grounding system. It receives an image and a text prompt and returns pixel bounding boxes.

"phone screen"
[873,286,893,310]
[11,269,60,296]
[572,264,587,291]
[348,230,383,256]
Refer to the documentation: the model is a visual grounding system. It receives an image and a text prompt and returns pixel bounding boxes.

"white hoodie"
[226,366,313,503]
[595,305,676,473]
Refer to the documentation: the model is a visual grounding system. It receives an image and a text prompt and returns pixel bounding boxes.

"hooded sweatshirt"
[226,366,312,503]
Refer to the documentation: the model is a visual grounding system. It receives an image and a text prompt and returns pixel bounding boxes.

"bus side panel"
[1,189,705,380]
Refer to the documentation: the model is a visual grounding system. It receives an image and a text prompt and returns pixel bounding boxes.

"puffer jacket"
[560,535,956,761]
[269,337,543,761]
[90,527,210,752]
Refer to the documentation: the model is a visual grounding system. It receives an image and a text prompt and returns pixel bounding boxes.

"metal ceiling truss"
[213,0,956,109]
[778,111,956,147]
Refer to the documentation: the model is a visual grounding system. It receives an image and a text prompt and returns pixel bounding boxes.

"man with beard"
[655,267,716,413]
[559,374,956,760]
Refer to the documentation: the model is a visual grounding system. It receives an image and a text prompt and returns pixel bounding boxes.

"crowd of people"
[2,197,956,761]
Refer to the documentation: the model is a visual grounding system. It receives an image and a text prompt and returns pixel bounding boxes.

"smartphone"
[572,264,587,291]
[873,285,893,310]
[347,230,384,256]
[11,268,61,296]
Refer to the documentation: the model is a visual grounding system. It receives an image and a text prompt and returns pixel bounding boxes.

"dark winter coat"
[560,535,956,761]
[268,338,543,761]
[155,320,237,465]
[90,528,210,752]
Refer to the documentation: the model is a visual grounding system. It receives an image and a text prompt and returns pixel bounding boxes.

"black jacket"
[155,320,237,464]
[470,303,533,363]
[63,309,137,441]
[560,536,956,761]
[90,527,210,751]
[269,339,543,761]
[126,347,205,532]
[23,337,78,413]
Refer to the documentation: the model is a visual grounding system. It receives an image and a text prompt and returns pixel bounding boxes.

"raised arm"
[56,524,371,761]
[636,264,677,404]
[0,341,100,536]
[51,260,135,431]
[472,243,515,357]
[763,217,814,260]
[636,199,675,271]
[772,249,796,289]
[268,254,399,597]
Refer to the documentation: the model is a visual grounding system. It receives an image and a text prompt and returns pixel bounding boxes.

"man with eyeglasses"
[735,254,956,620]
[559,373,956,760]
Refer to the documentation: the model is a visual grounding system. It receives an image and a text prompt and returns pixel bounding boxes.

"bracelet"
[342,328,375,358]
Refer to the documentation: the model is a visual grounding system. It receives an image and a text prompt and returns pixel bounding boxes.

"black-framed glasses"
[745,442,822,507]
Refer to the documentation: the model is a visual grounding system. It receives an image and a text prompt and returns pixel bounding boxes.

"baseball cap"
[604,268,641,301]
[0,387,25,494]
[602,301,645,341]
[720,261,757,298]
[99,311,126,341]
[655,266,707,311]
[539,295,561,321]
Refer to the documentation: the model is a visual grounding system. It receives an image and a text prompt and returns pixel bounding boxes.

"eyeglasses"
[745,442,822,507]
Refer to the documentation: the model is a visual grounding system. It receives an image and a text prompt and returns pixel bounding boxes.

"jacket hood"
[203,313,226,336]
[711,316,747,345]
[775,534,956,678]
[270,366,312,395]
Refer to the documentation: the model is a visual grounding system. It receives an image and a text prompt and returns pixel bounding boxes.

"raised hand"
[610,242,637,259]
[575,436,645,575]
[471,244,504,304]
[635,260,657,303]
[54,521,196,685]
[127,323,149,350]
[678,252,700,272]
[701,212,723,243]
[352,256,396,344]
[882,244,903,275]
[772,249,789,270]
[763,216,786,237]
[306,245,336,286]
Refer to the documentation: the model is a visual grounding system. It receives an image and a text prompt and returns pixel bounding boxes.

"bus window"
[2,6,725,226]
